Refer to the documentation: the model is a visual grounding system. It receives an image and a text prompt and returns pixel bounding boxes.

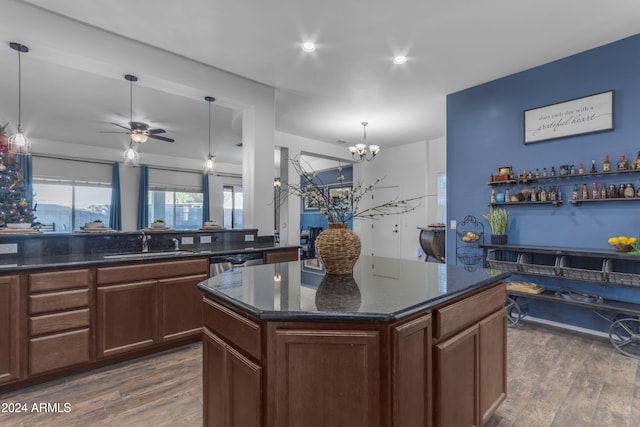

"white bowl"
[6,223,32,229]
[204,221,217,226]
[151,222,166,228]
[84,222,104,229]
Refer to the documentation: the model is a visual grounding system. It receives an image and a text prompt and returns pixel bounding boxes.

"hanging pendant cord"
[129,79,133,123]
[17,47,22,130]
[208,101,212,156]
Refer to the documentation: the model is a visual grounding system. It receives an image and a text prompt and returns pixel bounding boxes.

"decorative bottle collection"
[488,151,640,204]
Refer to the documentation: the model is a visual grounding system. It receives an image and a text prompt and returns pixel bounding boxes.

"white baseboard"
[522,316,609,339]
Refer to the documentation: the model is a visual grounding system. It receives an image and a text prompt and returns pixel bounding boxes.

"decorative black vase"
[490,234,508,244]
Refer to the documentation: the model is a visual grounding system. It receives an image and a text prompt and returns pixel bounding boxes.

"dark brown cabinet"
[0,275,20,385]
[97,280,158,358]
[27,269,91,376]
[201,284,507,427]
[96,258,209,359]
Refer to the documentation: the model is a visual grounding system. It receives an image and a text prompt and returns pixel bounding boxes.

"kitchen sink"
[102,250,195,259]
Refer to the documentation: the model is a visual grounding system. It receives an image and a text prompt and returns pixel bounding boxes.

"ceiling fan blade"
[147,128,166,135]
[149,134,175,143]
[110,122,132,131]
[100,131,130,134]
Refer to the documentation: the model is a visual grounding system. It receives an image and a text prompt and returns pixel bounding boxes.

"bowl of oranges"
[608,236,637,252]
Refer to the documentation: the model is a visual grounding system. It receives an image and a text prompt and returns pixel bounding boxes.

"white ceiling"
[1,0,640,168]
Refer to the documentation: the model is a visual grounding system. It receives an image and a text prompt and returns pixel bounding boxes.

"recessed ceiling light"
[393,55,407,65]
[302,42,316,52]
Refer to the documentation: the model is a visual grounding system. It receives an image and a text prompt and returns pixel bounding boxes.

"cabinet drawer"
[30,308,90,336]
[29,288,89,314]
[435,284,505,340]
[29,269,89,292]
[264,249,298,264]
[97,258,209,285]
[203,298,261,360]
[29,329,90,375]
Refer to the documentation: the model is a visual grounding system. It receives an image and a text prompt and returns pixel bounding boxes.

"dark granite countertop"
[197,256,510,322]
[0,244,300,273]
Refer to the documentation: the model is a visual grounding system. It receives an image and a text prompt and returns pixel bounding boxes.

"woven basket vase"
[315,223,361,275]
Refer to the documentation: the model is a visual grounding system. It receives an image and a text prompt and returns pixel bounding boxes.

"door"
[369,186,401,259]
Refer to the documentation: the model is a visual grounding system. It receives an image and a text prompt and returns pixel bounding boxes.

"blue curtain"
[109,162,122,230]
[17,154,32,197]
[203,172,210,223]
[137,166,149,230]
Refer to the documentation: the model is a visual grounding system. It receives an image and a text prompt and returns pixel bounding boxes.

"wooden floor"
[1,323,639,426]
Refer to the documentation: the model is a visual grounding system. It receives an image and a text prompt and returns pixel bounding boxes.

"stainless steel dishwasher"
[209,251,264,276]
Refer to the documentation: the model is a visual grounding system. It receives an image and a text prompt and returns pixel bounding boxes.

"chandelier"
[8,42,31,155]
[348,122,379,162]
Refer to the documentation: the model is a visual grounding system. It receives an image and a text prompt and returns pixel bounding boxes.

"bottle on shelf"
[619,184,626,198]
[592,182,599,199]
[505,188,510,201]
[535,168,540,178]
[491,189,496,203]
[582,184,588,200]
[608,184,618,199]
[635,151,640,170]
[600,182,607,199]
[624,183,635,198]
[590,160,597,173]
[556,184,562,201]
[618,154,629,171]
[548,186,556,201]
[571,164,576,175]
[578,163,584,174]
[530,187,537,202]
[572,184,579,200]
[551,166,556,177]
[539,187,547,202]
[603,155,611,172]
[543,167,548,177]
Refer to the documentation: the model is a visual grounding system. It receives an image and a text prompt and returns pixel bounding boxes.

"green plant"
[92,219,102,223]
[483,206,509,235]
[153,219,165,223]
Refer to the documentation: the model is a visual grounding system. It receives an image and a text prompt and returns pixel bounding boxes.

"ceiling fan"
[102,74,174,143]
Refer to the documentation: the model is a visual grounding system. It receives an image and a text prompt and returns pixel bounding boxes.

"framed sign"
[328,185,352,210]
[524,90,614,144]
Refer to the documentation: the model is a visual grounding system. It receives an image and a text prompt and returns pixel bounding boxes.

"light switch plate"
[200,236,211,244]
[450,220,457,230]
[0,243,18,254]
[181,236,194,245]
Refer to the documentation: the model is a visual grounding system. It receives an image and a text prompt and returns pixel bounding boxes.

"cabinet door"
[393,314,432,427]
[159,274,207,341]
[0,275,20,385]
[203,328,261,427]
[480,309,507,425]
[97,280,158,358]
[435,324,480,427]
[274,329,381,427]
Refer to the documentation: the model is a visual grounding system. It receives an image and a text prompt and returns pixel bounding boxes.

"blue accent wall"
[299,166,353,232]
[447,34,640,331]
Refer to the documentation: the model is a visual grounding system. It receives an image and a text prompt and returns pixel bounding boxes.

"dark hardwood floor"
[1,322,638,426]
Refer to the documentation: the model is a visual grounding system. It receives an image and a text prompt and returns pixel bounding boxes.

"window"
[437,174,447,223]
[148,190,203,230]
[223,185,243,229]
[33,180,111,232]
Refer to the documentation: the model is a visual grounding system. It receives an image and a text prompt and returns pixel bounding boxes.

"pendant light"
[8,42,31,155]
[203,96,216,174]
[348,122,380,162]
[123,141,139,166]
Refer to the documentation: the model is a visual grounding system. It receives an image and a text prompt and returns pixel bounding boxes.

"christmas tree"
[0,123,35,226]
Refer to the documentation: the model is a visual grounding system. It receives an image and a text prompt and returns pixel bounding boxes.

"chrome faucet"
[141,231,149,252]
[172,238,180,251]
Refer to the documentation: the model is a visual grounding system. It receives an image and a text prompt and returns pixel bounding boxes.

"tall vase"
[315,222,361,275]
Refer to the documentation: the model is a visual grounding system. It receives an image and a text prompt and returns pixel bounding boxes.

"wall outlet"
[181,236,194,245]
[0,243,18,254]
[450,220,457,230]
[245,234,255,242]
[200,236,211,244]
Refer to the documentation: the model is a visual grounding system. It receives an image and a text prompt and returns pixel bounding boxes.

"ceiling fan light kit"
[348,122,380,162]
[123,141,139,166]
[102,74,174,146]
[203,96,217,174]
[8,42,31,156]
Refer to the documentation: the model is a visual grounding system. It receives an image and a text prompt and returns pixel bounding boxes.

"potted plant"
[483,206,509,244]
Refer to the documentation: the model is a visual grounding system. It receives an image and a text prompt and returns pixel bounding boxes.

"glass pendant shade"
[124,145,139,165]
[204,155,216,174]
[8,129,31,155]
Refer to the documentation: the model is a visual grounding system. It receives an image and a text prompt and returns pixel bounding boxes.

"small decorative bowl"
[611,243,633,252]
[151,222,166,228]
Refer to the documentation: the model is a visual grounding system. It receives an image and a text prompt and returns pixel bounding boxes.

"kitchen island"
[197,256,509,427]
